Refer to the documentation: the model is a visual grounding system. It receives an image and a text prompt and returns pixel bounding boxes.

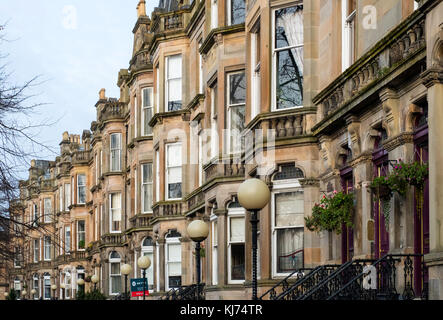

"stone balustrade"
[129,214,152,229]
[153,201,183,218]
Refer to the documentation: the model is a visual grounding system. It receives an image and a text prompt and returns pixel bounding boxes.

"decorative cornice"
[421,67,443,88]
[382,132,414,152]
[348,151,373,167]
[299,178,320,187]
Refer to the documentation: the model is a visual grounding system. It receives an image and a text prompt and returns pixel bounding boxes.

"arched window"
[32,274,39,300]
[271,164,305,276]
[109,251,121,295]
[165,230,181,290]
[43,273,51,300]
[141,237,154,290]
[64,268,72,299]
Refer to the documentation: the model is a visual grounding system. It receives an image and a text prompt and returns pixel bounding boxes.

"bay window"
[110,193,122,233]
[342,0,356,71]
[65,226,71,254]
[64,183,71,211]
[44,236,51,261]
[271,164,305,276]
[227,72,246,154]
[43,198,52,223]
[165,233,182,290]
[110,133,122,172]
[109,251,121,295]
[166,143,182,200]
[77,174,86,204]
[227,203,245,283]
[272,5,304,110]
[228,0,245,25]
[165,54,182,111]
[142,163,153,213]
[142,87,153,135]
[77,220,85,250]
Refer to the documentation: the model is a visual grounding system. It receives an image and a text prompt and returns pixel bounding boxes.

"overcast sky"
[0,1,156,164]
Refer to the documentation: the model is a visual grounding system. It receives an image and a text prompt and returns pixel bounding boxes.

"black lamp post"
[238,178,270,300]
[121,264,132,300]
[91,275,99,291]
[137,255,151,300]
[187,220,209,300]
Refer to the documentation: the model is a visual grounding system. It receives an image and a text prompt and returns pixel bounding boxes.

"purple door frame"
[340,167,354,263]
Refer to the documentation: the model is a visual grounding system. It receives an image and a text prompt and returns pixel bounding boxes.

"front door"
[341,168,354,263]
[413,125,429,296]
[373,150,389,259]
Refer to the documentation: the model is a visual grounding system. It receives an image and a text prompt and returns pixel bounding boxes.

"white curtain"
[230,217,245,242]
[275,191,304,227]
[277,8,303,76]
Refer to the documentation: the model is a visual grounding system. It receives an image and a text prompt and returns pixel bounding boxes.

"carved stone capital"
[421,67,443,88]
[382,132,414,152]
[299,178,320,187]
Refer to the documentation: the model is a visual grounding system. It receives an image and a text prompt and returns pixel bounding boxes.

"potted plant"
[305,191,354,234]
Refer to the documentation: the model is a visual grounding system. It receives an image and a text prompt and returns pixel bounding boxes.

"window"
[228,0,245,25]
[272,5,303,110]
[32,203,38,227]
[142,163,153,212]
[109,251,122,295]
[110,193,122,233]
[142,88,154,135]
[272,165,305,276]
[414,0,419,10]
[165,55,182,111]
[165,232,182,290]
[134,94,138,138]
[100,150,103,177]
[95,153,99,184]
[64,270,71,299]
[65,226,71,254]
[211,0,218,29]
[156,66,160,113]
[135,167,138,215]
[34,239,40,262]
[77,174,86,204]
[71,176,74,205]
[211,211,218,285]
[14,247,21,267]
[77,220,85,250]
[155,150,160,202]
[64,183,71,211]
[43,198,52,223]
[210,85,218,159]
[198,42,203,94]
[44,236,51,261]
[141,237,154,290]
[59,187,63,213]
[43,274,51,300]
[342,0,356,71]
[110,133,122,172]
[251,24,261,119]
[227,203,245,283]
[166,143,182,199]
[32,274,39,300]
[198,133,203,186]
[227,72,246,154]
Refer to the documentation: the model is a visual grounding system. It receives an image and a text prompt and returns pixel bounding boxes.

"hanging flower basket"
[370,184,392,200]
[305,191,354,235]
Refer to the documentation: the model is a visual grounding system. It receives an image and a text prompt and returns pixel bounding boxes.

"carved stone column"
[422,67,443,299]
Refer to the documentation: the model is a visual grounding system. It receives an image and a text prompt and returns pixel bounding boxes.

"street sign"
[130,278,149,297]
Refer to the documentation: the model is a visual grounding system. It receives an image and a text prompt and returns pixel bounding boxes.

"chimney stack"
[137,0,146,17]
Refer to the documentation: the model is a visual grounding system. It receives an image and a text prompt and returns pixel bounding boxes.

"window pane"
[276,48,303,109]
[168,55,182,79]
[275,191,304,227]
[143,184,153,212]
[230,0,245,25]
[142,164,152,183]
[168,183,182,199]
[230,217,245,242]
[111,263,120,275]
[230,243,245,280]
[167,145,182,167]
[143,88,152,107]
[111,133,121,149]
[168,243,181,262]
[275,6,303,49]
[276,227,303,273]
[144,107,153,135]
[229,73,246,105]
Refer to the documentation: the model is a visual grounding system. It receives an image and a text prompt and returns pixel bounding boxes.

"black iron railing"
[161,283,205,300]
[258,267,312,300]
[327,254,428,300]
[274,264,341,300]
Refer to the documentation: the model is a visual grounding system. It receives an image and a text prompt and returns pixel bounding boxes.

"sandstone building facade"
[4,0,443,300]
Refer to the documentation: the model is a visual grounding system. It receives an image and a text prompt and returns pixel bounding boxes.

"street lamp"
[30,289,36,300]
[51,284,57,300]
[60,283,65,300]
[237,178,270,300]
[21,289,27,300]
[187,219,209,300]
[121,264,132,300]
[91,275,99,291]
[137,255,151,300]
[77,278,85,298]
